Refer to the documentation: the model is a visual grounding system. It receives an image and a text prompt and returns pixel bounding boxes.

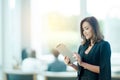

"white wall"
[2,0,21,69]
[0,0,32,70]
[21,0,31,49]
[104,18,120,53]
[0,0,2,66]
[0,0,2,79]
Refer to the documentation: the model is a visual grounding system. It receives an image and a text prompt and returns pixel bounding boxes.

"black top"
[77,40,111,80]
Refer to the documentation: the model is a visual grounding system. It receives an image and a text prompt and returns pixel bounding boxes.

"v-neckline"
[84,44,95,55]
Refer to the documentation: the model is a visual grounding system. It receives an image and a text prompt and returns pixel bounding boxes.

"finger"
[73,54,79,61]
[73,54,76,58]
[73,53,77,57]
[64,56,67,59]
[68,60,71,64]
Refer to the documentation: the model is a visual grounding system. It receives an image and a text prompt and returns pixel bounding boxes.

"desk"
[4,69,39,80]
[112,72,120,79]
[112,67,120,79]
[42,71,120,80]
[4,70,77,80]
[4,69,120,80]
[42,71,77,80]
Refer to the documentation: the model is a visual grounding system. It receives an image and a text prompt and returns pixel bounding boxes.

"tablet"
[56,43,75,63]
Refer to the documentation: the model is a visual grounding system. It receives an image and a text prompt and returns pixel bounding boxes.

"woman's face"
[82,21,94,40]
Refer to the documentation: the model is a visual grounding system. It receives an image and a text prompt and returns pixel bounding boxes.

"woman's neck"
[90,39,94,46]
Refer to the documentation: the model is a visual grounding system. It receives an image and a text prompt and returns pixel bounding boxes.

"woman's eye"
[84,28,88,30]
[82,27,89,31]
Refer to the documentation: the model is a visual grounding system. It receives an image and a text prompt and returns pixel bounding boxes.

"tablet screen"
[56,44,75,63]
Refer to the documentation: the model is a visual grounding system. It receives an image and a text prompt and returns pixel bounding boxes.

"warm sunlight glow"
[31,0,80,56]
[10,0,15,9]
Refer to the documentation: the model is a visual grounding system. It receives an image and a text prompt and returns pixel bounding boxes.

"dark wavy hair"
[80,16,104,45]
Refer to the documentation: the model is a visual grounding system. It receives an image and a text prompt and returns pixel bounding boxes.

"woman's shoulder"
[97,40,110,47]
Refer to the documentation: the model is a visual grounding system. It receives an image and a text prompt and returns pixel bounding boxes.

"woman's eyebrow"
[83,26,88,29]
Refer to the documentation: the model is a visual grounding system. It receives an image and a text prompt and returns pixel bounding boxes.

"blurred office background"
[0,0,120,80]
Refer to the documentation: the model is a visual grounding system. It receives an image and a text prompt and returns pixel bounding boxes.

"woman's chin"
[86,37,90,40]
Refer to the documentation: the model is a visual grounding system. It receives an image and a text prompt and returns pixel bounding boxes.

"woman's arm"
[80,62,99,73]
[73,52,99,73]
[69,63,78,71]
[99,41,111,80]
[64,56,78,71]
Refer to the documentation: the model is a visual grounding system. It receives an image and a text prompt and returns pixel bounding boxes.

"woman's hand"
[73,52,82,65]
[64,56,73,66]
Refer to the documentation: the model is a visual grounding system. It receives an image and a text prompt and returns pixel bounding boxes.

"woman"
[64,16,111,80]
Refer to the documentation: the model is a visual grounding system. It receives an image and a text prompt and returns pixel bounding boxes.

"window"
[0,0,2,79]
[31,0,81,57]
